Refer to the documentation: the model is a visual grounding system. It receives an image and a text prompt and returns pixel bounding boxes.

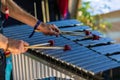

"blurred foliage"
[77,1,112,32]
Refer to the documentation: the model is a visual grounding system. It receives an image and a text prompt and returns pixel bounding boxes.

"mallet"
[25,45,71,51]
[35,30,91,36]
[30,40,54,47]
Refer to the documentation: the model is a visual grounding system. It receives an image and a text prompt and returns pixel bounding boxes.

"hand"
[37,22,60,36]
[7,38,29,55]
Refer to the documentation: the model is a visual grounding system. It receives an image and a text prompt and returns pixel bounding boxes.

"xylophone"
[3,19,120,80]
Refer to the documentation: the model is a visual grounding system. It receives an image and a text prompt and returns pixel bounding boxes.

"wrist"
[34,20,42,29]
[29,20,42,38]
[5,38,11,56]
[5,38,9,51]
[36,22,44,30]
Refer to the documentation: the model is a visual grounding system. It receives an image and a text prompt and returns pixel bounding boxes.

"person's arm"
[1,0,60,35]
[0,0,60,54]
[1,0,37,27]
[0,33,29,54]
[0,34,8,51]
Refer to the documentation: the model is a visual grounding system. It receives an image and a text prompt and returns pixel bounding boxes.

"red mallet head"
[84,30,91,35]
[64,45,71,51]
[92,34,100,40]
[48,40,54,46]
[5,7,9,20]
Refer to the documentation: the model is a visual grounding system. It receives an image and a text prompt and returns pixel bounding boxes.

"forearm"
[1,0,60,36]
[1,0,38,27]
[0,34,8,50]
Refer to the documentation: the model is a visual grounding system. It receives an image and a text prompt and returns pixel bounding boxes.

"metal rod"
[30,43,50,47]
[25,46,64,49]
[35,30,84,36]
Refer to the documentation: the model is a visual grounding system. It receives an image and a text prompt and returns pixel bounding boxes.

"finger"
[53,24,60,31]
[42,24,59,36]
[49,26,60,36]
[22,47,28,53]
[12,49,21,55]
[49,30,59,36]
[17,40,27,54]
[51,24,60,33]
[24,41,29,46]
[44,25,57,35]
[23,42,29,52]
[42,28,56,35]
[42,27,53,35]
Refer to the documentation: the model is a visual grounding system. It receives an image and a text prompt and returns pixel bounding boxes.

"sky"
[83,0,120,15]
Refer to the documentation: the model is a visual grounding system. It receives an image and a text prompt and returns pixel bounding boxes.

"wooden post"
[41,0,47,22]
[69,0,81,18]
[34,2,37,18]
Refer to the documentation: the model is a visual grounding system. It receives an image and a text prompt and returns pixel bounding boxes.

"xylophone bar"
[47,19,82,28]
[91,44,120,55]
[77,37,115,47]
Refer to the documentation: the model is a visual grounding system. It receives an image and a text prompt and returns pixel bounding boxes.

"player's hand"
[7,38,29,55]
[37,22,60,36]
